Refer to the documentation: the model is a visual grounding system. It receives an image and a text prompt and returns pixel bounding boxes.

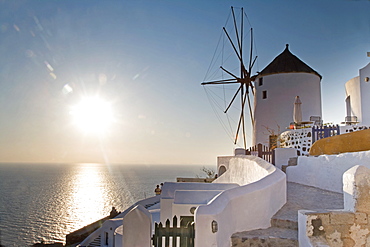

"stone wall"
[280,128,312,156]
[341,125,369,133]
[299,165,370,246]
[279,125,370,157]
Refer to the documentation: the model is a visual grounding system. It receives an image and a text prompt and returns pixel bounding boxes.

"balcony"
[342,116,358,125]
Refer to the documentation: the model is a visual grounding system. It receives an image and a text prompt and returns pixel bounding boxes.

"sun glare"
[70,97,113,134]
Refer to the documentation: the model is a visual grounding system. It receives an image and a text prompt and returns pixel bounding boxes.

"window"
[259,77,263,86]
[262,90,267,99]
[105,232,109,245]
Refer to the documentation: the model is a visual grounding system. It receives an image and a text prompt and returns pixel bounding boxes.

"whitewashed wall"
[279,126,370,157]
[341,125,370,133]
[345,76,361,122]
[287,150,370,193]
[345,63,370,125]
[280,128,312,156]
[160,182,238,223]
[195,156,286,247]
[78,196,160,247]
[214,155,273,185]
[172,190,222,218]
[217,156,233,176]
[253,72,322,146]
[122,205,152,247]
[114,226,123,247]
[99,218,122,247]
[274,148,297,170]
[360,63,370,125]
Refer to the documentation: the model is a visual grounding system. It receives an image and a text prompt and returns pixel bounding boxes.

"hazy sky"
[0,0,369,165]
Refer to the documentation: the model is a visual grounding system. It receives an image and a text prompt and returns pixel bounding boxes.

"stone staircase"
[231,182,343,247]
[86,235,101,247]
[231,216,299,246]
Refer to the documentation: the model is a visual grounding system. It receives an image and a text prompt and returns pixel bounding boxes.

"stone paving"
[231,182,344,246]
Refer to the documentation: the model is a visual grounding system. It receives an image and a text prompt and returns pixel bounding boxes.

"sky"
[0,0,369,165]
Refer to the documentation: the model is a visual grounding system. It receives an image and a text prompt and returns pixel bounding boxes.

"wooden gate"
[152,216,195,247]
[245,143,275,164]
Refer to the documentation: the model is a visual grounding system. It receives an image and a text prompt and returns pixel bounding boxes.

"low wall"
[160,182,238,223]
[217,156,233,176]
[310,128,370,156]
[287,150,370,193]
[299,166,370,246]
[176,177,215,183]
[214,155,275,185]
[78,196,160,247]
[273,148,297,170]
[66,208,120,246]
[122,205,152,247]
[195,156,286,247]
[173,190,223,204]
[280,128,312,156]
[172,190,223,219]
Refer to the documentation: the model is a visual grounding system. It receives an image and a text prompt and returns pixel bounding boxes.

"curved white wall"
[172,190,223,219]
[345,63,370,125]
[160,182,238,223]
[214,155,274,185]
[195,156,286,247]
[345,76,361,122]
[253,73,322,146]
[360,63,370,125]
[122,205,152,247]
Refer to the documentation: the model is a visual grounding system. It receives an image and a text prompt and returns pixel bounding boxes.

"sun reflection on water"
[0,163,205,246]
[67,163,109,231]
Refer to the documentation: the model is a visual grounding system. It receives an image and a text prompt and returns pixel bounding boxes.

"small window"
[262,90,267,99]
[259,77,263,86]
[105,232,109,245]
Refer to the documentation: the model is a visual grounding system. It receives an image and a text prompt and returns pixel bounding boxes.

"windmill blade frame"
[201,6,257,149]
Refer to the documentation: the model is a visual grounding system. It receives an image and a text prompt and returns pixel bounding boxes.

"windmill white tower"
[253,44,322,147]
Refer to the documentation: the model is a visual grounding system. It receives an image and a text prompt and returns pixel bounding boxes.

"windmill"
[201,7,257,149]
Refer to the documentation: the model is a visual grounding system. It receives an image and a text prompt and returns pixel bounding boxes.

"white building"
[75,49,370,247]
[344,62,370,125]
[253,44,322,147]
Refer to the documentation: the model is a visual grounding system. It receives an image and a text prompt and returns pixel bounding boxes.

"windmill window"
[262,90,267,99]
[259,77,263,86]
[105,232,108,245]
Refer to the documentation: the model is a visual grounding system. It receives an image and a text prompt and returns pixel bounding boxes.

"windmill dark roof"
[258,44,322,79]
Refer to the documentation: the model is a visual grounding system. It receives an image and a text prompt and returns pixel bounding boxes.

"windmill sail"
[202,7,257,149]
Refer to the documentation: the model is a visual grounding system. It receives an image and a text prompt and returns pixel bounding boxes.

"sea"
[0,163,210,247]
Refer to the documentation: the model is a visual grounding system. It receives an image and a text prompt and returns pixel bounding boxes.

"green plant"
[197,166,216,178]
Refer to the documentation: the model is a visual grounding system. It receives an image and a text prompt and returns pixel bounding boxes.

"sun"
[70,96,114,134]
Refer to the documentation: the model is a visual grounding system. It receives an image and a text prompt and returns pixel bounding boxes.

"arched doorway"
[218,165,227,176]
